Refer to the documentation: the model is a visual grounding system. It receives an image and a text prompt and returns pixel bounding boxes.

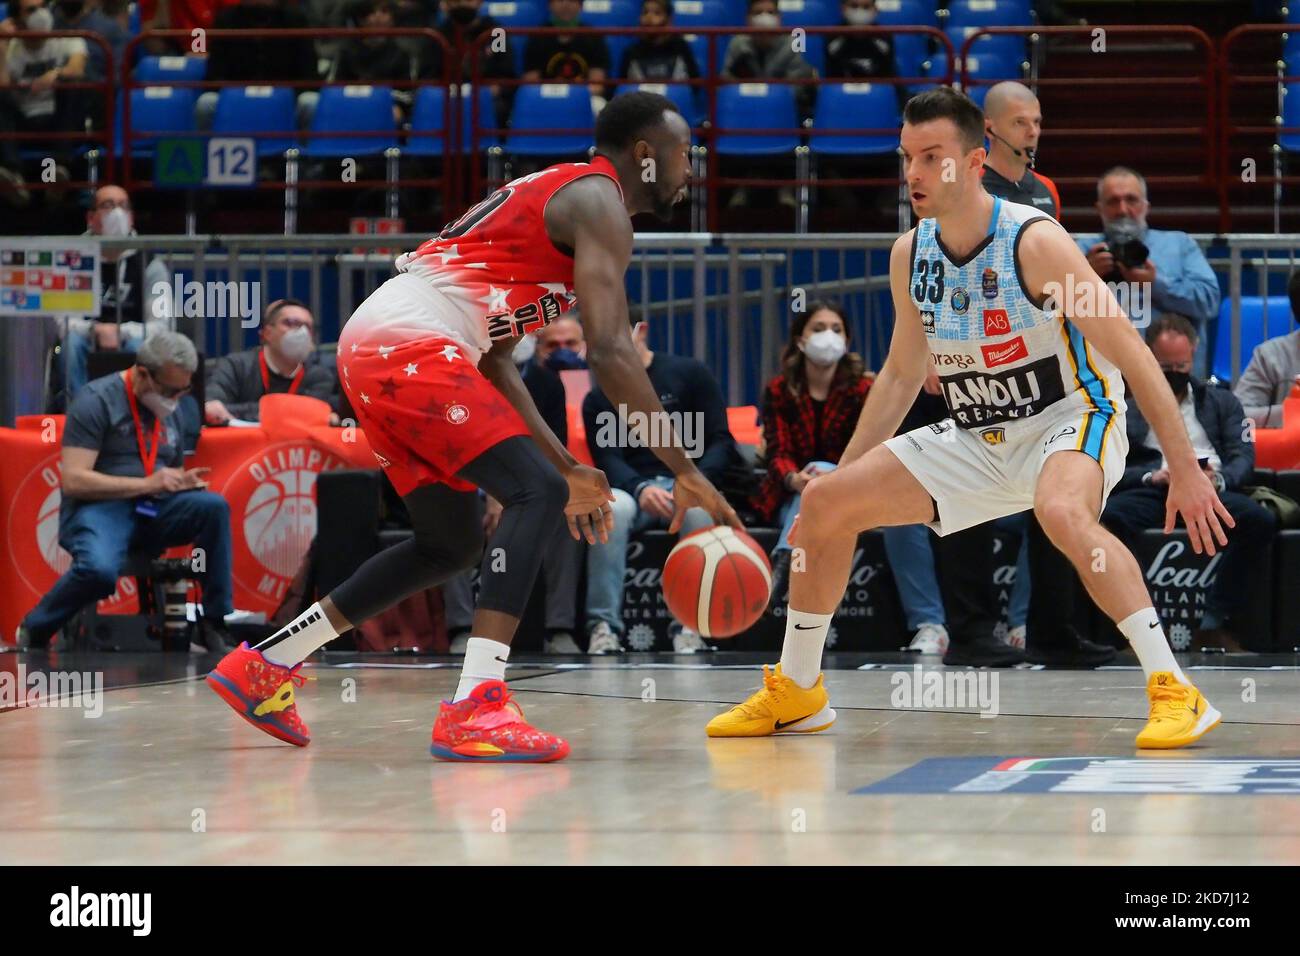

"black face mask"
[449,6,477,24]
[1164,369,1191,395]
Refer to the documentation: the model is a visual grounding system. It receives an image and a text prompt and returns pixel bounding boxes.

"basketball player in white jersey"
[708,87,1234,749]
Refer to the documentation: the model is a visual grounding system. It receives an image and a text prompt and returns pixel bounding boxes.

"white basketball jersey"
[910,197,1125,453]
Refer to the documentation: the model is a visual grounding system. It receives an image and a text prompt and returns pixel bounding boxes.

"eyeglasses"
[140,365,192,399]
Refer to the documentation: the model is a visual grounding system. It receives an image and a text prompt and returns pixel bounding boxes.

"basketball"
[661,526,773,638]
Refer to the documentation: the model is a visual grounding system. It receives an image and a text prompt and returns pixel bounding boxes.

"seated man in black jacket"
[204,298,339,425]
[1101,314,1276,649]
[582,319,738,654]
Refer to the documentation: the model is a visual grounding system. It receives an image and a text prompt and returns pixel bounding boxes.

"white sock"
[780,609,833,689]
[454,637,510,702]
[255,602,340,668]
[1118,608,1188,684]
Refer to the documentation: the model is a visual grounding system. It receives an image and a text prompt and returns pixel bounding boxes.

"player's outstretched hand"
[1164,465,1234,556]
[670,469,743,534]
[564,464,616,545]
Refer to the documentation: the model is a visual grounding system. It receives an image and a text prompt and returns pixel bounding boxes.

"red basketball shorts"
[337,331,529,497]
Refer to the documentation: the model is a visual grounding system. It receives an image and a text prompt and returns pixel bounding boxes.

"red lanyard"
[260,350,304,395]
[123,368,162,475]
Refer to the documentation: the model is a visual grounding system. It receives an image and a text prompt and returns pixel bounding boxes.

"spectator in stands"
[194,0,321,131]
[582,318,738,653]
[1234,270,1300,429]
[139,1,241,55]
[824,0,893,81]
[16,332,234,652]
[620,0,699,83]
[536,314,588,370]
[1102,314,1275,651]
[0,0,88,204]
[443,330,584,655]
[981,81,1058,218]
[334,0,413,83]
[721,0,816,119]
[753,301,869,609]
[53,1,127,87]
[204,298,340,424]
[522,0,609,103]
[422,0,516,121]
[1076,167,1220,372]
[59,184,175,401]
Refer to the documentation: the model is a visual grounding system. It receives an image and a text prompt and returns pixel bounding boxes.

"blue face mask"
[546,347,588,371]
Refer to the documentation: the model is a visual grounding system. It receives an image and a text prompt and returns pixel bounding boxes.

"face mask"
[449,6,477,24]
[99,206,131,237]
[1164,369,1190,396]
[802,329,847,367]
[750,12,778,27]
[843,7,876,25]
[512,332,536,365]
[26,6,54,30]
[141,390,178,418]
[546,347,588,371]
[277,326,314,365]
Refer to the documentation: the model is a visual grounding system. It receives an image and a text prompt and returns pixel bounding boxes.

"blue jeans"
[65,327,143,397]
[773,459,837,552]
[993,511,1031,629]
[881,524,946,630]
[22,491,234,640]
[585,476,713,634]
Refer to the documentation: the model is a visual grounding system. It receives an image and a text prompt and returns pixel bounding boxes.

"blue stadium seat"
[135,55,208,84]
[945,26,1026,65]
[777,0,839,27]
[1281,81,1300,152]
[581,0,640,26]
[810,82,900,155]
[506,84,594,156]
[604,35,637,77]
[1214,296,1292,382]
[616,82,701,129]
[129,1,141,34]
[714,83,800,155]
[946,0,1033,29]
[303,86,399,157]
[408,85,499,155]
[801,34,825,75]
[671,0,738,28]
[875,0,937,26]
[961,50,1024,106]
[486,0,545,74]
[211,86,298,157]
[128,87,197,156]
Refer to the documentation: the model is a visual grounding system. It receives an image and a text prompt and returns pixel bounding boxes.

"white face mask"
[801,329,847,367]
[843,7,876,25]
[750,12,778,27]
[277,325,314,365]
[512,332,537,365]
[99,206,131,237]
[26,6,54,30]
[140,390,178,418]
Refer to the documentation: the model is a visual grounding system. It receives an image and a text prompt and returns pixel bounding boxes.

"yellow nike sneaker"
[1135,672,1221,749]
[705,664,836,737]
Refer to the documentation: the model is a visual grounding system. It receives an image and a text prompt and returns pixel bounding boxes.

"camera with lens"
[1103,218,1150,271]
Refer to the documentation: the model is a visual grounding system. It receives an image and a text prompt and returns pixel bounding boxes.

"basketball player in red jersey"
[207,92,741,762]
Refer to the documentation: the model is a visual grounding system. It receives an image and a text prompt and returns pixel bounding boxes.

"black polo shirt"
[982,165,1059,219]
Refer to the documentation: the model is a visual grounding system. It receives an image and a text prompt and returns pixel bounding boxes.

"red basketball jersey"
[375,155,624,356]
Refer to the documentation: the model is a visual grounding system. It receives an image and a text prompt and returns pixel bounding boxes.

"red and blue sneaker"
[206,642,311,747]
[431,680,569,763]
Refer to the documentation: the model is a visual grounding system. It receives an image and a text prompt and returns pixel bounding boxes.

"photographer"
[1076,167,1220,373]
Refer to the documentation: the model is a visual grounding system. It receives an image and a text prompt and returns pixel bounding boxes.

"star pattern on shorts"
[378,344,395,360]
[421,396,445,417]
[360,392,372,405]
[378,376,399,400]
[440,344,461,362]
[350,342,358,354]
[481,286,509,312]
[403,362,419,377]
[434,244,461,266]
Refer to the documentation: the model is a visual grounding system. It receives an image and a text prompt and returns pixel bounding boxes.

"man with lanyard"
[17,333,236,652]
[204,298,340,425]
[949,79,1116,666]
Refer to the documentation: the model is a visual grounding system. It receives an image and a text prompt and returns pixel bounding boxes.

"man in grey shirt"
[1233,271,1300,429]
[18,333,234,651]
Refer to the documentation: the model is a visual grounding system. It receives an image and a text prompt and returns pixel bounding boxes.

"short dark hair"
[747,0,776,10]
[903,86,986,153]
[266,297,313,325]
[642,0,674,15]
[594,91,680,152]
[1288,272,1300,319]
[1145,313,1198,347]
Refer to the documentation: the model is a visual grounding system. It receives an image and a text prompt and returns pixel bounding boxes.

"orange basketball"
[662,526,772,638]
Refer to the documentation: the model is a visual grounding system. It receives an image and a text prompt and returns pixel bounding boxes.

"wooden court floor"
[2,651,1298,865]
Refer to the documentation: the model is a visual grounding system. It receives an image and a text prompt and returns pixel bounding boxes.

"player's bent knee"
[798,480,852,541]
[1034,497,1094,544]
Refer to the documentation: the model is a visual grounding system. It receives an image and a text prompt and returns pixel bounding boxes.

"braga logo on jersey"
[980,336,1028,369]
[939,356,1066,427]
